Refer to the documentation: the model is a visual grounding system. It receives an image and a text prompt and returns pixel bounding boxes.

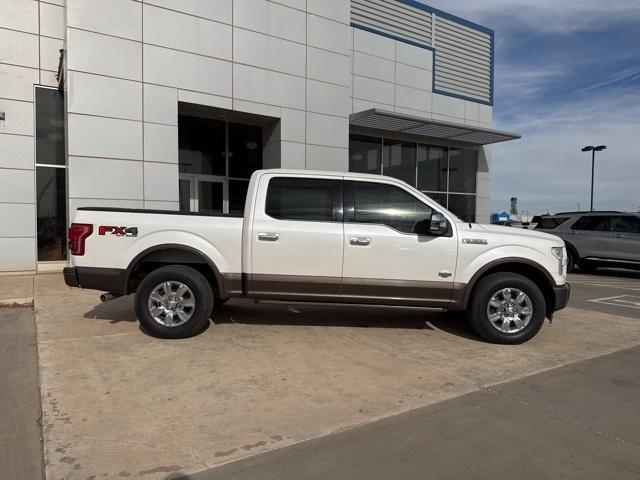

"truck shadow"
[83,295,137,323]
[574,268,640,280]
[215,300,481,340]
[82,297,482,341]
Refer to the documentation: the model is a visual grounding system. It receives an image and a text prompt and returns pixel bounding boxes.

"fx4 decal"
[98,226,138,237]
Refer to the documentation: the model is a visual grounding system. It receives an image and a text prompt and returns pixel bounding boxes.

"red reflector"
[68,223,93,256]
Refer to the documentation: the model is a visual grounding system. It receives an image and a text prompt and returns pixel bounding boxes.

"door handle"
[349,237,370,246]
[257,232,279,242]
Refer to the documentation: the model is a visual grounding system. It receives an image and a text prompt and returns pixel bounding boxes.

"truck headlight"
[551,247,563,260]
[551,247,565,275]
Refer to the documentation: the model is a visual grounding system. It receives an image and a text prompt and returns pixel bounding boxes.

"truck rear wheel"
[467,273,546,344]
[134,265,214,339]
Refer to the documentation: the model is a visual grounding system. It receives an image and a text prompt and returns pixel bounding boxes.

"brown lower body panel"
[246,274,464,308]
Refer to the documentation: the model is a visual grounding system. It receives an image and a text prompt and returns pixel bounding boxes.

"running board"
[254,299,446,311]
[584,257,640,265]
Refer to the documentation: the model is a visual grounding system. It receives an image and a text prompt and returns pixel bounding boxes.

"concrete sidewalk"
[201,346,640,480]
[32,273,640,480]
[0,308,43,480]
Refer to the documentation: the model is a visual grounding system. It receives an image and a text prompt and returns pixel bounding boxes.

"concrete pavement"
[32,272,640,479]
[0,308,43,480]
[198,346,640,480]
[0,274,34,307]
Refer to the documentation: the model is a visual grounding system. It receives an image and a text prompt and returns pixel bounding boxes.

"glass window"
[448,148,478,193]
[571,216,610,231]
[266,177,341,222]
[448,194,476,223]
[351,182,432,234]
[179,179,191,213]
[36,167,67,261]
[179,115,226,176]
[610,216,640,233]
[228,122,262,179]
[417,145,447,192]
[383,141,416,185]
[35,88,65,166]
[535,217,570,229]
[424,192,447,209]
[229,179,249,216]
[349,135,382,175]
[198,181,224,214]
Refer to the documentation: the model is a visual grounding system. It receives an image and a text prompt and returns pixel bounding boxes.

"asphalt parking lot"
[567,269,640,319]
[10,269,640,479]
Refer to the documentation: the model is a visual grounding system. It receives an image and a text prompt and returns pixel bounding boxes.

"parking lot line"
[589,295,640,309]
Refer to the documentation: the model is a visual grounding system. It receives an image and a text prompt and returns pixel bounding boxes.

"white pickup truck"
[64,169,570,344]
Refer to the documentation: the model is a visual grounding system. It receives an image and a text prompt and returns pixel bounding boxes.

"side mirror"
[429,211,448,236]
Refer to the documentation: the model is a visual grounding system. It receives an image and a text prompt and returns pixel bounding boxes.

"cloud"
[425,0,640,34]
[490,89,640,215]
[424,0,640,217]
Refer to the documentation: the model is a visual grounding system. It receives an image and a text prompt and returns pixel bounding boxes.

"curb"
[0,298,35,309]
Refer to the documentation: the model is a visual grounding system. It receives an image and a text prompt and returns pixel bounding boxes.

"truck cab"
[64,169,570,344]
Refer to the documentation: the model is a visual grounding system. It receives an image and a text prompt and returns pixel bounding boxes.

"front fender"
[456,245,557,285]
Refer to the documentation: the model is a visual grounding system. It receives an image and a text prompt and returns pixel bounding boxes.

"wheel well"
[467,262,556,314]
[563,241,579,262]
[127,248,220,297]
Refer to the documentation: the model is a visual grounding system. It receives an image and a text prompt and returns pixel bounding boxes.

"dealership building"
[0,0,519,273]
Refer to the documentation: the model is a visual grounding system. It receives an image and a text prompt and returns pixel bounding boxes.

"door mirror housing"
[428,211,448,236]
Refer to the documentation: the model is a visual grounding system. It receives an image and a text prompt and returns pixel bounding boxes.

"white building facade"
[0,0,518,274]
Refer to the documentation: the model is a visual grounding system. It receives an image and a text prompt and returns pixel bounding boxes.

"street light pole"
[581,145,607,212]
[590,149,595,211]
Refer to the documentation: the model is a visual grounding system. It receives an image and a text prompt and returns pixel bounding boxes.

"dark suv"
[533,211,640,272]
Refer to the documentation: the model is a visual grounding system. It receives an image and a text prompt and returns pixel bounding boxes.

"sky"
[425,0,640,216]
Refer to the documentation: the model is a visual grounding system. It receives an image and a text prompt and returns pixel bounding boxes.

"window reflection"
[353,182,432,234]
[417,145,447,192]
[448,148,477,194]
[448,194,476,223]
[383,141,416,185]
[349,135,382,174]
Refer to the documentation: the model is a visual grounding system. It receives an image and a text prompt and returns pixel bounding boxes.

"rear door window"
[610,216,640,233]
[571,216,611,231]
[535,217,569,229]
[266,177,342,222]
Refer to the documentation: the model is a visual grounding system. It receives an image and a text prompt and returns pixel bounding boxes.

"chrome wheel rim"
[486,287,533,334]
[147,281,195,327]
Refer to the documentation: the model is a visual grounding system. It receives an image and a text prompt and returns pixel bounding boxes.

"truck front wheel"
[467,273,546,344]
[134,265,214,338]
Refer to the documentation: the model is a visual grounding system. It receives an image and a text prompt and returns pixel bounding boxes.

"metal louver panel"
[351,0,432,46]
[434,16,492,103]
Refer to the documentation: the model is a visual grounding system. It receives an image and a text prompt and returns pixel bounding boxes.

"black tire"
[134,265,214,339]
[467,272,546,344]
[566,248,576,273]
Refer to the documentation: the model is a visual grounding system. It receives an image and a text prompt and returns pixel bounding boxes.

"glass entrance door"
[197,178,225,214]
[179,175,226,214]
[178,114,263,215]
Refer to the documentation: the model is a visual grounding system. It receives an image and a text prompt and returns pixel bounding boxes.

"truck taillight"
[68,223,93,256]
